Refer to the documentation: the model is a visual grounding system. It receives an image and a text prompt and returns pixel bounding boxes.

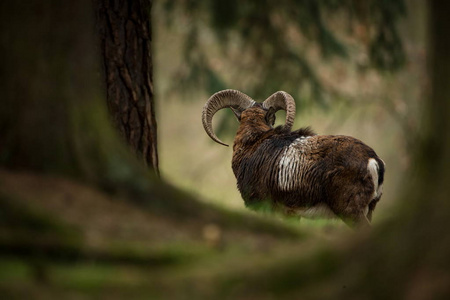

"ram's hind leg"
[367,196,380,222]
[328,188,374,229]
[343,211,371,229]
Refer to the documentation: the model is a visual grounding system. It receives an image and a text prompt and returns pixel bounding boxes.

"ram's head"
[202,89,296,146]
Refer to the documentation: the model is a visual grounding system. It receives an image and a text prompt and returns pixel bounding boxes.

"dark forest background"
[1,0,450,299]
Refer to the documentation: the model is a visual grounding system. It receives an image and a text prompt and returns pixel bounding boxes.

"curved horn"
[202,89,255,146]
[262,91,296,129]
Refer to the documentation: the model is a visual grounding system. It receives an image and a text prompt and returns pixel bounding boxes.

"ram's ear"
[230,107,242,121]
[265,107,276,126]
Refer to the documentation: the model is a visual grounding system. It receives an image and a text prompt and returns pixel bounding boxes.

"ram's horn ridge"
[262,91,296,129]
[202,89,255,146]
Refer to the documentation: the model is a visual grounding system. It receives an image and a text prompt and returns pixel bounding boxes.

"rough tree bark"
[0,0,150,188]
[95,0,159,174]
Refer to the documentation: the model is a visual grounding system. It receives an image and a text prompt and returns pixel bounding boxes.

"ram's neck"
[232,120,271,176]
[234,118,271,147]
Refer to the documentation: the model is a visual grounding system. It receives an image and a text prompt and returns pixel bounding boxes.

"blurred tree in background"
[0,0,151,189]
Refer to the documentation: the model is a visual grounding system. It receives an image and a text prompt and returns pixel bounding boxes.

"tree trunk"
[95,0,159,174]
[0,0,150,188]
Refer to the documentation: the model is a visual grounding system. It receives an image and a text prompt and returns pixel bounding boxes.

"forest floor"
[0,169,350,299]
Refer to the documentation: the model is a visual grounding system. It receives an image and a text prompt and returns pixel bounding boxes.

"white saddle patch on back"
[278,136,311,191]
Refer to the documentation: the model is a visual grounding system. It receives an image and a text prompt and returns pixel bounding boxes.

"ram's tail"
[368,158,385,199]
[366,157,385,221]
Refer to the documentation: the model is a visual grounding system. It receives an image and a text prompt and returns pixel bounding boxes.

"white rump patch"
[278,136,310,191]
[367,158,383,200]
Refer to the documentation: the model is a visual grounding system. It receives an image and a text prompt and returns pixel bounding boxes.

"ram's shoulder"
[269,126,316,141]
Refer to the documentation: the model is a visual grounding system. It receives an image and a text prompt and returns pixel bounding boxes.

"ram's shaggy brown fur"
[232,107,385,227]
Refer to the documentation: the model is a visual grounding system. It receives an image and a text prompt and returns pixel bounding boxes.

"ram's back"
[234,133,383,210]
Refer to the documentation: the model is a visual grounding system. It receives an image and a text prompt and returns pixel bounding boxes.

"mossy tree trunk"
[0,0,149,187]
[95,0,159,174]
